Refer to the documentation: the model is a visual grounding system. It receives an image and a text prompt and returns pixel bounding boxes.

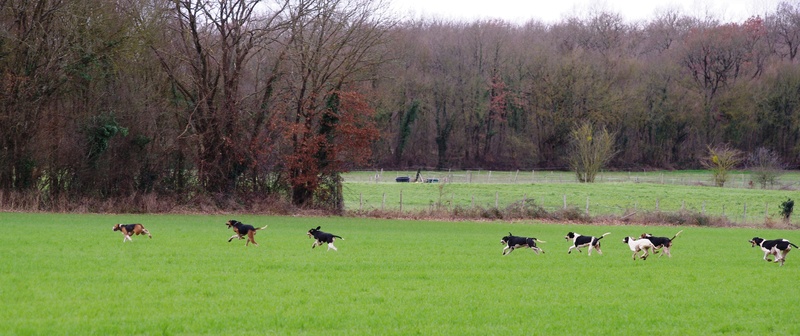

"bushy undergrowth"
[0,190,298,214]
[2,187,794,229]
[345,200,754,228]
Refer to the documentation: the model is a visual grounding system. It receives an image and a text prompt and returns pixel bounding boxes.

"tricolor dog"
[640,230,683,257]
[623,236,655,260]
[565,232,610,255]
[226,219,268,246]
[500,233,546,255]
[307,226,343,251]
[749,237,798,266]
[112,223,152,243]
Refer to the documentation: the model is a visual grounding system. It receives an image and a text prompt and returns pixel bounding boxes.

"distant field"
[2,213,799,334]
[344,169,800,187]
[342,170,800,225]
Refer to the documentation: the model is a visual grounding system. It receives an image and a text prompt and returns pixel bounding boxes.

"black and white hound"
[565,232,610,255]
[226,219,268,246]
[501,233,546,255]
[623,236,655,260]
[307,226,343,251]
[749,237,798,266]
[112,223,152,243]
[640,230,683,257]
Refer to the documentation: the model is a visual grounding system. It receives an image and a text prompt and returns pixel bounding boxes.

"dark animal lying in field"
[226,220,268,246]
[565,232,610,255]
[307,226,343,251]
[640,230,683,257]
[112,223,152,243]
[749,237,798,266]
[500,233,545,255]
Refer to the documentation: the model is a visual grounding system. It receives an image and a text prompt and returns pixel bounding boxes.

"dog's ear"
[508,232,513,236]
[316,226,321,230]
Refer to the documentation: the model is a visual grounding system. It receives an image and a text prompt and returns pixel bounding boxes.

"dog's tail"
[534,238,547,243]
[671,230,684,241]
[791,242,799,249]
[256,225,269,231]
[597,232,611,240]
[334,235,344,240]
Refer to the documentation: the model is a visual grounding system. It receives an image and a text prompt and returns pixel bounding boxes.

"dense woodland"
[3,0,800,210]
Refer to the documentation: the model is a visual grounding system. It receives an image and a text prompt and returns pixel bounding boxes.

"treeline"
[2,0,800,210]
[378,7,800,171]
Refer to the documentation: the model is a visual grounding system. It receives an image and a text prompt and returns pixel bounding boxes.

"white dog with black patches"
[623,236,655,260]
[565,232,611,255]
[749,237,798,266]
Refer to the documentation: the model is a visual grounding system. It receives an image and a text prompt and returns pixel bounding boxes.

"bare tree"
[769,1,800,61]
[747,147,785,188]
[280,0,392,207]
[151,0,292,194]
[0,0,68,191]
[567,121,616,183]
[701,144,743,187]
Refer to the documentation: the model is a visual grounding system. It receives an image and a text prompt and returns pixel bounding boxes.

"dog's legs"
[143,229,152,238]
[782,250,791,266]
[228,234,242,242]
[503,246,512,255]
[312,240,320,249]
[248,232,257,246]
[124,234,132,243]
[327,242,337,251]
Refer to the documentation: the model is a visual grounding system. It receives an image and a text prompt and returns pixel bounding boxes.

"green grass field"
[342,171,800,225]
[2,213,799,335]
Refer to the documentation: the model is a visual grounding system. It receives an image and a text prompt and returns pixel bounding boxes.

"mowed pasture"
[342,171,800,224]
[2,213,799,334]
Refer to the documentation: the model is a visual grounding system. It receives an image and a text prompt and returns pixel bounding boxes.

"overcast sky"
[388,0,779,24]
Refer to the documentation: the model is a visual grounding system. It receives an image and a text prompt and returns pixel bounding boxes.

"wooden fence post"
[399,190,403,212]
[743,203,747,224]
[765,202,769,221]
[585,197,590,215]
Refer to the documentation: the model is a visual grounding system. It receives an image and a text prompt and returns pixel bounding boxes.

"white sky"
[388,0,780,24]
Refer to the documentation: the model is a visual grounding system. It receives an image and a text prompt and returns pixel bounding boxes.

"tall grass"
[1,213,798,334]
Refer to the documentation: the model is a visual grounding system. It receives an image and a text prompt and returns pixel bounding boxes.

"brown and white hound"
[112,223,152,242]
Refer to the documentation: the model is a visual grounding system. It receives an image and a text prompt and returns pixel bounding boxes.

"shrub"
[780,198,794,222]
[701,144,743,187]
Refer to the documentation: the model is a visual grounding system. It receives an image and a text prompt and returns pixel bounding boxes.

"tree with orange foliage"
[281,0,392,208]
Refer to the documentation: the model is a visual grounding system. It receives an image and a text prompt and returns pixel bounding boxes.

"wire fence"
[342,170,800,226]
[345,169,800,189]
